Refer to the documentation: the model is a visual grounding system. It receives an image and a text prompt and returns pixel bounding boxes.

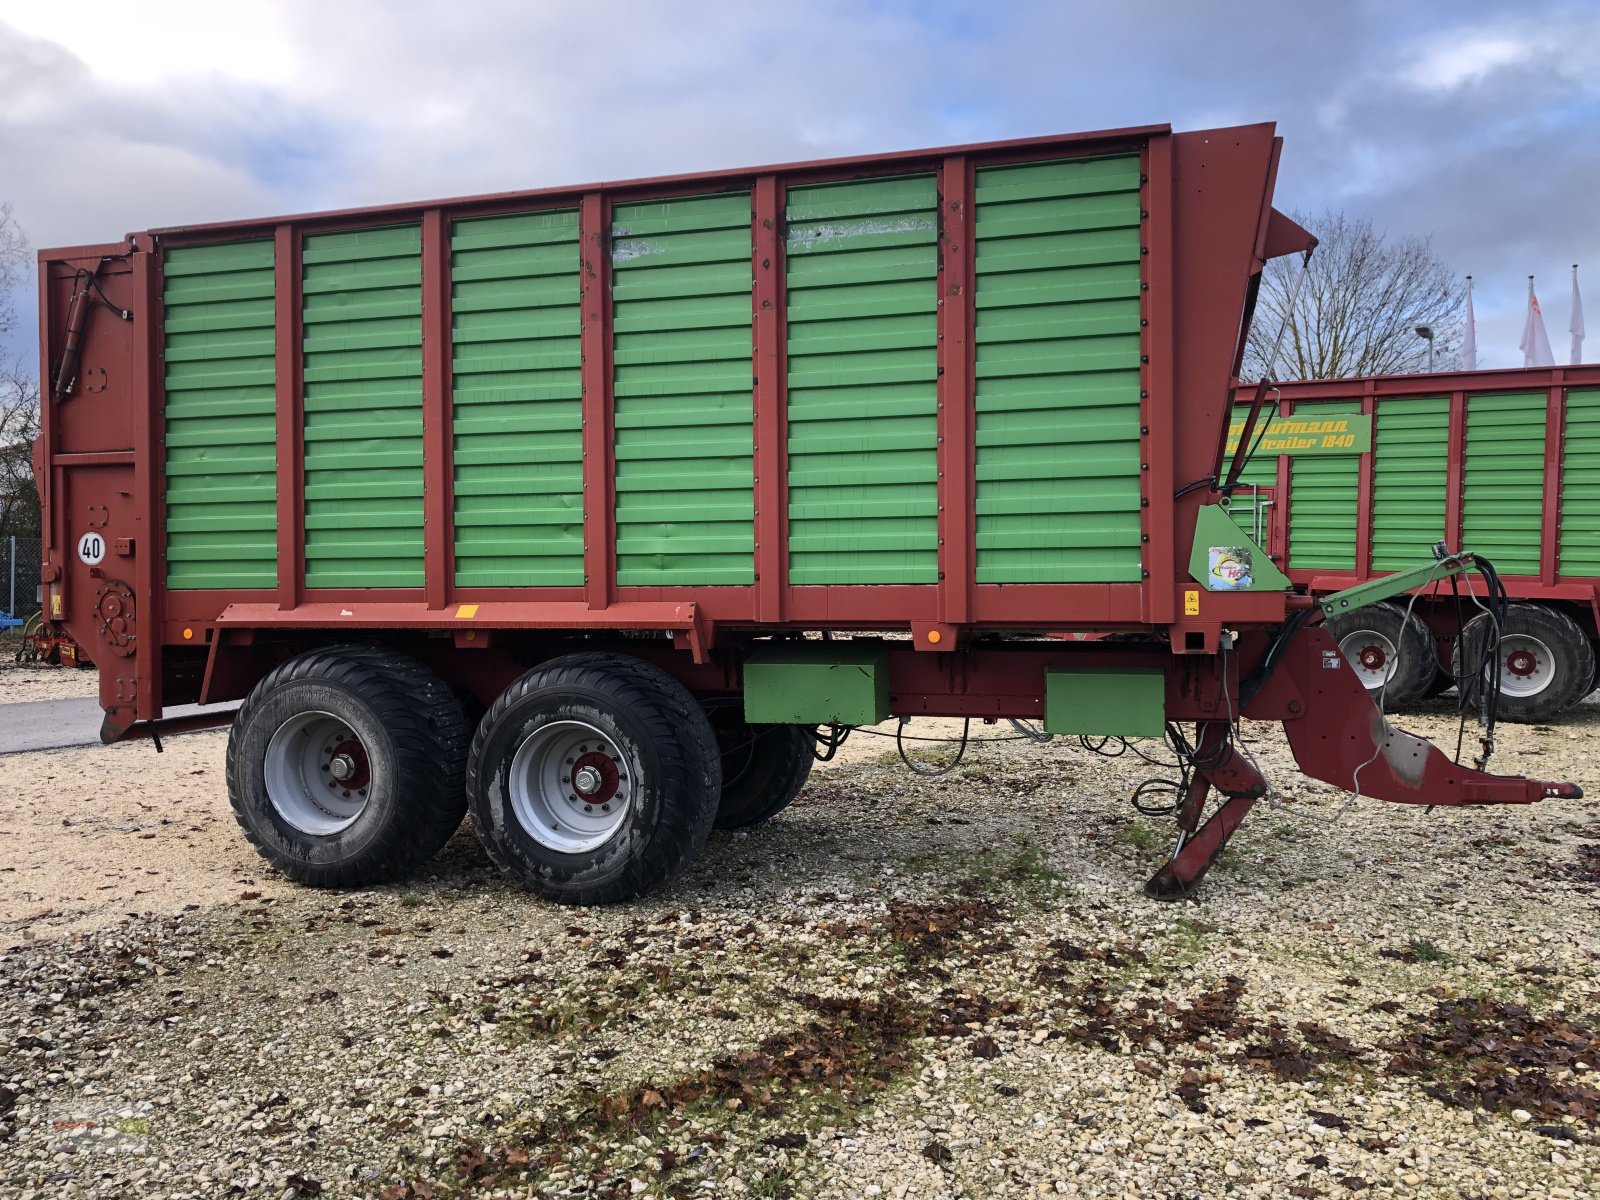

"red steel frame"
[1264,364,1600,629]
[36,122,1308,727]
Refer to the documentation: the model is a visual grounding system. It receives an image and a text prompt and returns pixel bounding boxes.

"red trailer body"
[32,123,1578,903]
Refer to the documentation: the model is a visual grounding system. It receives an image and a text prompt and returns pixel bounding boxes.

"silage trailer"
[1231,365,1600,722]
[32,122,1578,905]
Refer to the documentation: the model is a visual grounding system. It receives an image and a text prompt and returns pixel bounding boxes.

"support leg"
[1144,720,1268,901]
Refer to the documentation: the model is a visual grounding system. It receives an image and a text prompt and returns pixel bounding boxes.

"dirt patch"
[0,660,99,704]
[0,732,300,947]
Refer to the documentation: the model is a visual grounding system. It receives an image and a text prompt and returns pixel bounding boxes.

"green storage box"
[1044,667,1166,738]
[743,646,891,726]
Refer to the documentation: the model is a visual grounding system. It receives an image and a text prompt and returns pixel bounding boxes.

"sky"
[2,0,1597,372]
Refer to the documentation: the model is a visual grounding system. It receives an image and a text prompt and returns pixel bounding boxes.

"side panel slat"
[971,156,1144,583]
[450,209,584,587]
[1371,395,1450,572]
[611,193,754,586]
[784,174,939,584]
[1462,391,1545,576]
[301,225,425,588]
[1561,388,1600,577]
[162,240,279,590]
[1286,401,1361,572]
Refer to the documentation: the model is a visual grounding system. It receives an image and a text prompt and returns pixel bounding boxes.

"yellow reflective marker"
[1183,589,1200,616]
[455,603,480,619]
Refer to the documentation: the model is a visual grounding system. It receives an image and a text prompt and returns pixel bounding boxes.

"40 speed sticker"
[77,531,107,565]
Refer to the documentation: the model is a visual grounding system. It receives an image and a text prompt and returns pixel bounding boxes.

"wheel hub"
[325,738,371,790]
[1494,633,1556,698]
[568,750,620,806]
[508,721,635,854]
[1338,628,1399,688]
[264,713,374,836]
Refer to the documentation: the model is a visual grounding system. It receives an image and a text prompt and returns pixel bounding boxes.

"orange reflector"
[182,627,194,640]
[927,629,942,644]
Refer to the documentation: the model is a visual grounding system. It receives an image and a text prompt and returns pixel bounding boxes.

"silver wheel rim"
[1338,628,1399,689]
[1495,633,1556,698]
[264,710,372,835]
[508,720,633,853]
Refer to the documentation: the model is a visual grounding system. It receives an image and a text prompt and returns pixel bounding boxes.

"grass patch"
[1408,937,1448,964]
[1115,822,1161,852]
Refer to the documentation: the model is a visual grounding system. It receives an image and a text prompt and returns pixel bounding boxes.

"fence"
[3,536,41,628]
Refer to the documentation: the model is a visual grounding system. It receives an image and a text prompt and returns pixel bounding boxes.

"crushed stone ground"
[0,693,1596,1198]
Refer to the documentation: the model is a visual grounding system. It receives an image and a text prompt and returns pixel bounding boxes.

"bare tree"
[1243,210,1465,380]
[0,202,41,538]
[0,363,40,537]
[0,201,26,337]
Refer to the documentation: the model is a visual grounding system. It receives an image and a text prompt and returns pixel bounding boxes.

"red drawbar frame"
[37,123,1308,721]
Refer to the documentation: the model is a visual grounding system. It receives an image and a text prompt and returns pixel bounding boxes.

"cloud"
[1401,32,1541,93]
[4,0,1599,372]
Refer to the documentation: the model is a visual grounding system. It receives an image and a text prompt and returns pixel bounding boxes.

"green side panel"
[1188,505,1290,592]
[1286,401,1361,571]
[1561,389,1600,577]
[450,210,583,587]
[611,193,754,585]
[972,155,1144,583]
[784,174,939,584]
[1370,395,1450,572]
[301,225,425,588]
[1462,392,1545,576]
[162,240,278,590]
[1044,667,1166,738]
[743,646,890,725]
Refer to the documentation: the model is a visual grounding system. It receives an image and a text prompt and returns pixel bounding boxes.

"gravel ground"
[1,698,1597,1199]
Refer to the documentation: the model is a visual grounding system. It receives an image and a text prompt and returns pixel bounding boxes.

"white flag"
[1521,277,1555,368]
[1572,265,1586,365]
[1462,276,1477,370]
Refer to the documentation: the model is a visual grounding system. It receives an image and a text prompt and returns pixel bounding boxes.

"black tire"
[1453,604,1596,723]
[226,645,469,887]
[466,653,720,905]
[706,704,814,830]
[1324,601,1437,711]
